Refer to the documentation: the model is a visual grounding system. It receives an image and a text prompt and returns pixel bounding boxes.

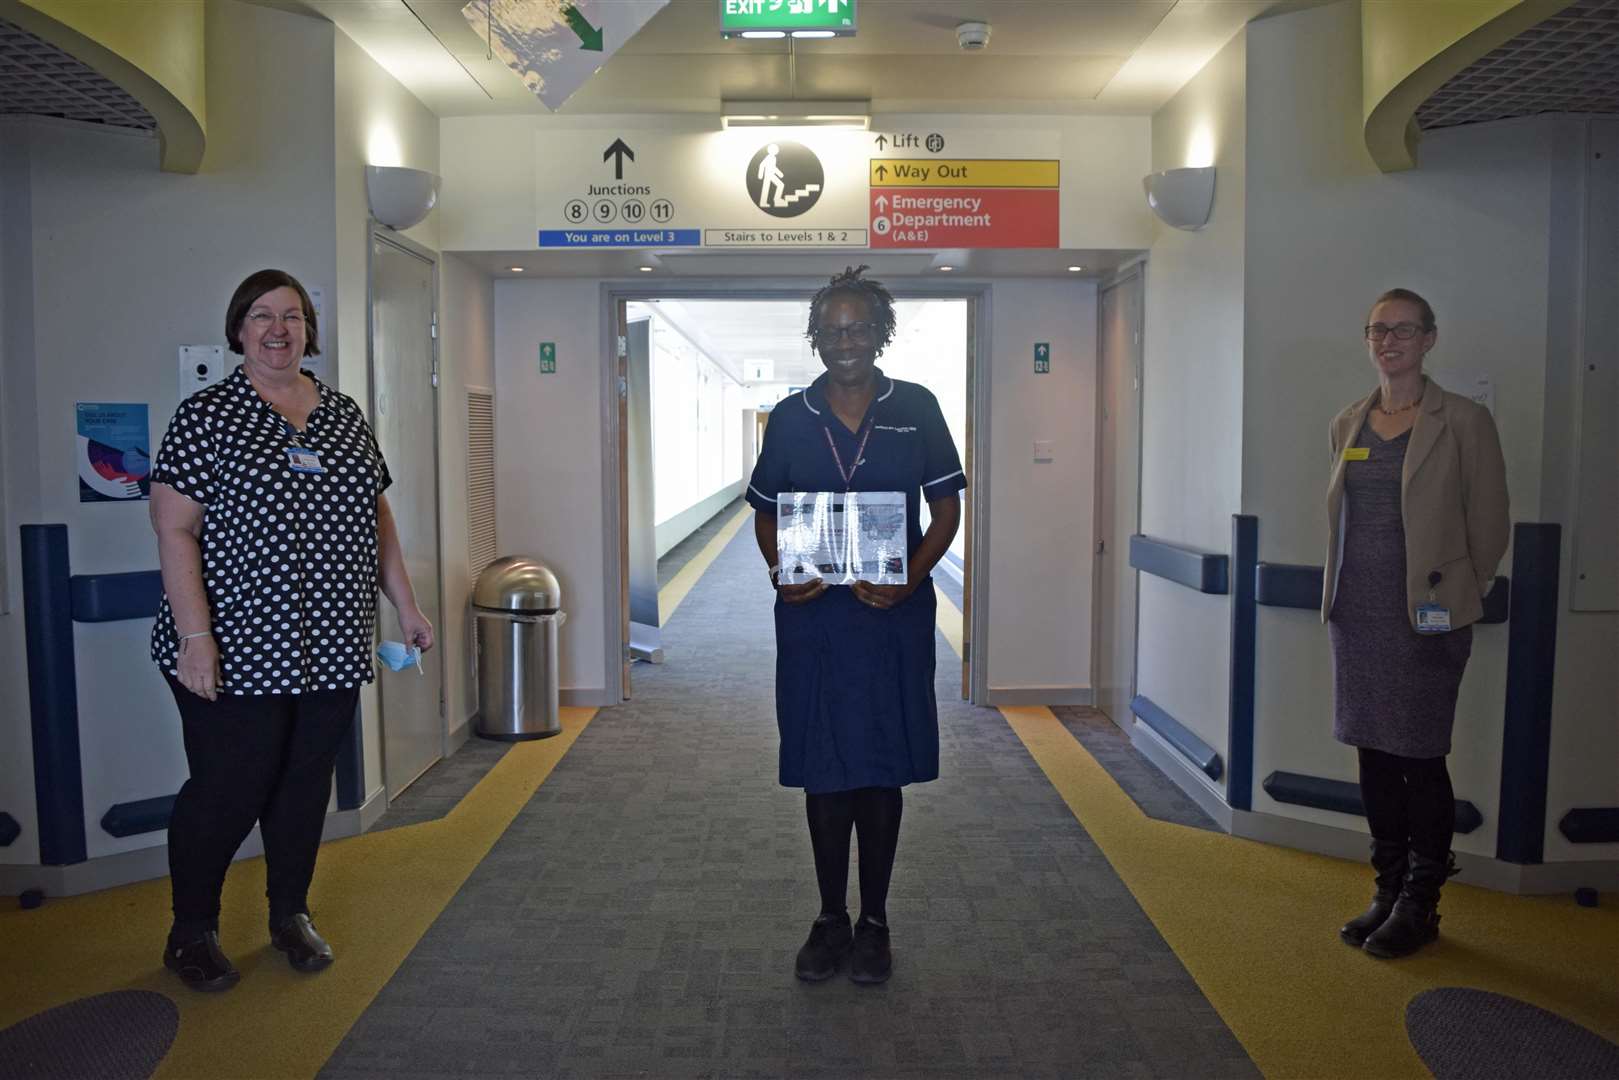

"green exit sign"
[720,0,855,37]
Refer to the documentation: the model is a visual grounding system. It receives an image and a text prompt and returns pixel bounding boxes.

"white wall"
[1137,26,1249,778]
[0,0,340,864]
[438,254,496,730]
[984,280,1098,696]
[333,24,441,798]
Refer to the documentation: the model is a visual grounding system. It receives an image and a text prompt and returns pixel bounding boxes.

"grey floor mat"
[321,523,1256,1079]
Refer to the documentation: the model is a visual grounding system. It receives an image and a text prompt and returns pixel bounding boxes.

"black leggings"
[805,787,903,923]
[1357,747,1455,862]
[165,675,359,934]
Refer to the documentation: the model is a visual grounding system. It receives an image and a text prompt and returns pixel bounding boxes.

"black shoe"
[849,915,891,985]
[270,913,334,972]
[1340,840,1406,947]
[1362,850,1456,959]
[163,930,240,992]
[794,911,852,982]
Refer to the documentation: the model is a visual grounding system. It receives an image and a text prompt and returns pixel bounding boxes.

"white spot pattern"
[149,365,392,695]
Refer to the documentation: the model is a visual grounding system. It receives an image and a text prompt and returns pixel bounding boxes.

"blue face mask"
[376,641,422,673]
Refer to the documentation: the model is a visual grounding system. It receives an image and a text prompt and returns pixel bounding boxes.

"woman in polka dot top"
[148,268,435,992]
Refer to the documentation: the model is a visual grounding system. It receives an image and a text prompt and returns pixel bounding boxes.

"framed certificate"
[777,491,907,586]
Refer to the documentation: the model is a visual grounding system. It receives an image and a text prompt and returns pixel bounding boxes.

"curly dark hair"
[806,265,897,355]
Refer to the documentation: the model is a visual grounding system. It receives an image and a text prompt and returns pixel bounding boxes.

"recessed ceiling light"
[638,266,654,272]
[937,265,954,272]
[1067,265,1084,272]
[508,266,525,272]
[739,30,786,38]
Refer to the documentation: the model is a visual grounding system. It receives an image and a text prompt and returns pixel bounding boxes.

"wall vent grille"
[467,389,497,579]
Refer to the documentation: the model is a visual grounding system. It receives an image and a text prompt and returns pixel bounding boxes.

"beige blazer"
[1322,376,1510,630]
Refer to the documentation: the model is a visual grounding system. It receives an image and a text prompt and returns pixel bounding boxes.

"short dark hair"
[1370,288,1436,333]
[806,265,897,354]
[225,269,321,356]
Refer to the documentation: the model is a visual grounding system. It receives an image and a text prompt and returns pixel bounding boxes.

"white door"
[370,235,444,798]
[1093,270,1144,728]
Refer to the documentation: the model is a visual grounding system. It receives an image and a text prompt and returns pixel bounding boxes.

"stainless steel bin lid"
[473,556,561,613]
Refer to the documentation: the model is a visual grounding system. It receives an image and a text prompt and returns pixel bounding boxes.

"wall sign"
[1034,343,1051,374]
[535,127,1057,250]
[540,342,557,373]
[76,403,150,502]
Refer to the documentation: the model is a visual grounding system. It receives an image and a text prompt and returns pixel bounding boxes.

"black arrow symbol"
[603,138,634,180]
[875,163,888,181]
[875,134,888,149]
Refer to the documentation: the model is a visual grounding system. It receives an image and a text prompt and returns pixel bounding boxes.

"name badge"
[1342,447,1370,461]
[1415,603,1451,634]
[286,447,325,474]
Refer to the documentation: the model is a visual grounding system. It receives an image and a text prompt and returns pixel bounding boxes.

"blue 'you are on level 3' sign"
[540,229,701,248]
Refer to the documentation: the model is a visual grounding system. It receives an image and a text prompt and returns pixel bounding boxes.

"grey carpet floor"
[320,522,1257,1079]
[1049,708,1218,833]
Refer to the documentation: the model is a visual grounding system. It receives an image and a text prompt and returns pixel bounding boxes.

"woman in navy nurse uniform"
[747,266,965,984]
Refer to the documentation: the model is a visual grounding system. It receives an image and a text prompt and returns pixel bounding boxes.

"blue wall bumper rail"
[1255,562,1511,623]
[1497,523,1561,864]
[1559,808,1619,844]
[0,812,20,846]
[1129,535,1230,594]
[1130,694,1224,781]
[71,570,163,623]
[1262,771,1484,834]
[101,795,177,838]
[1227,516,1257,811]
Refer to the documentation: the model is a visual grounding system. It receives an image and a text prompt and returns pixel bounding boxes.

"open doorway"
[611,293,976,703]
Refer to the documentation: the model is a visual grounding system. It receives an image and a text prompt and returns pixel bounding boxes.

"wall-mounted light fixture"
[366,165,441,231]
[720,100,870,130]
[1142,167,1216,231]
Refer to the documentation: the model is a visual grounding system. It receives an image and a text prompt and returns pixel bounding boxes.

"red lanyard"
[823,416,875,491]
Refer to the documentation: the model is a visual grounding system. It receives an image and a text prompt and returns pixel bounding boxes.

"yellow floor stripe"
[1001,706,1619,1079]
[659,504,752,622]
[0,708,596,1080]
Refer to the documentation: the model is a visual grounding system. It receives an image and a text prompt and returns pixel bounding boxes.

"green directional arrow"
[563,3,603,51]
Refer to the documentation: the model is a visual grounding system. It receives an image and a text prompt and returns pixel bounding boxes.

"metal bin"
[473,556,566,740]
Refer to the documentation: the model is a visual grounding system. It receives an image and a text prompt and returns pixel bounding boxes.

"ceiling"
[1417,0,1619,130]
[288,0,1281,117]
[0,15,155,130]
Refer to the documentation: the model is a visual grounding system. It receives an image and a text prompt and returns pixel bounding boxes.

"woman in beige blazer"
[1322,288,1509,959]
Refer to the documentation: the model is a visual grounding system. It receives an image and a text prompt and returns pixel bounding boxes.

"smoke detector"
[956,21,990,51]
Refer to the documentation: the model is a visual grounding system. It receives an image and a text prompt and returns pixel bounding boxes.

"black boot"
[1339,840,1406,947]
[270,913,335,972]
[163,929,240,992]
[1363,850,1457,959]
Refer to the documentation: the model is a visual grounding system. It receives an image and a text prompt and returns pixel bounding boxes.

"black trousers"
[164,675,358,933]
[1357,747,1455,863]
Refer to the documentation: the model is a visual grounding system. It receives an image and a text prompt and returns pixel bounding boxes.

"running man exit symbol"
[540,342,557,373]
[1034,342,1050,374]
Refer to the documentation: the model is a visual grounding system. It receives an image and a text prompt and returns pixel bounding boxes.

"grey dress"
[1328,425,1473,758]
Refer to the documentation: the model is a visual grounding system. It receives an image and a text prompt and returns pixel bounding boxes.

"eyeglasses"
[1364,322,1424,341]
[245,310,307,328]
[814,321,875,345]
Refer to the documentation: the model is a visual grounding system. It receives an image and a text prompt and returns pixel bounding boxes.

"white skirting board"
[1130,716,1619,895]
[0,788,388,900]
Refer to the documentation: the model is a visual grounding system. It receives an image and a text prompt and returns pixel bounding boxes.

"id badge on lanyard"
[283,419,325,474]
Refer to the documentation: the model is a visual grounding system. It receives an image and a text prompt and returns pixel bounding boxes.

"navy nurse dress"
[746,370,967,794]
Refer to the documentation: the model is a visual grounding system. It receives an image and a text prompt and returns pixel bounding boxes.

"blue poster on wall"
[76,402,150,502]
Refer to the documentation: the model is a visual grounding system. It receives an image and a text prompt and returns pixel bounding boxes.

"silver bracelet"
[178,630,212,642]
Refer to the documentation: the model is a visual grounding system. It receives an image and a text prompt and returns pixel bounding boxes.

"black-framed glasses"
[814,321,875,345]
[1364,322,1423,341]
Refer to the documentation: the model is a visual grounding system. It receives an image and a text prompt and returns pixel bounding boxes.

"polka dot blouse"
[149,365,393,695]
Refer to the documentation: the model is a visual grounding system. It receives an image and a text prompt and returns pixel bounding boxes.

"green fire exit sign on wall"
[720,0,855,37]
